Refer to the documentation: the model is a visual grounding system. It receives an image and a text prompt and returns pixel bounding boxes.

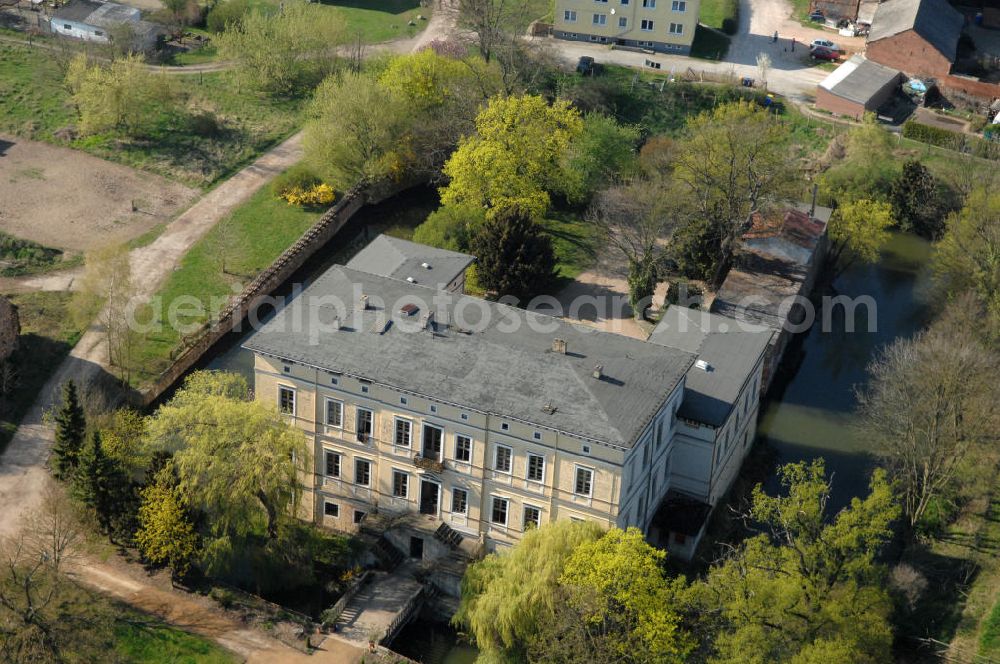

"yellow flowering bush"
[279,183,335,207]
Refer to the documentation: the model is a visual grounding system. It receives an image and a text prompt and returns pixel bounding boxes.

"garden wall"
[141,176,424,407]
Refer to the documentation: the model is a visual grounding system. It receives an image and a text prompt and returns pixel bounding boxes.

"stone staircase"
[433,522,463,551]
[373,535,405,570]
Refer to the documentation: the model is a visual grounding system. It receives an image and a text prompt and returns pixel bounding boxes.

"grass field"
[542,213,598,281]
[0,43,301,188]
[697,0,738,32]
[318,0,431,43]
[0,292,87,452]
[130,183,323,384]
[115,620,237,663]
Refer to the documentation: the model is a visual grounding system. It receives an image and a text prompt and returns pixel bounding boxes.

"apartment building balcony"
[413,454,445,473]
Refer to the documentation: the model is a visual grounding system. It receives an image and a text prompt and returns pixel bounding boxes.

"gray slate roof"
[819,55,902,105]
[649,306,771,427]
[52,0,102,22]
[86,1,140,27]
[868,0,964,61]
[346,235,475,289]
[243,266,695,448]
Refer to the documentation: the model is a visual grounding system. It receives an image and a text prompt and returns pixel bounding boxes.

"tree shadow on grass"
[316,0,422,14]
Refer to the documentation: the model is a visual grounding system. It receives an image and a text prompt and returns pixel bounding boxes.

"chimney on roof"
[421,311,435,331]
[592,364,603,380]
[421,262,431,269]
[359,294,369,311]
[810,183,818,218]
[552,338,567,354]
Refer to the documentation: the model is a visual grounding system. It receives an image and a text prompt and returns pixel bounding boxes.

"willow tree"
[144,371,307,545]
[454,519,603,662]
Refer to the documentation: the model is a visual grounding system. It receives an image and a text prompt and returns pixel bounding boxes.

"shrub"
[188,110,221,137]
[271,164,322,197]
[205,0,250,33]
[721,0,739,34]
[902,120,1000,160]
[280,183,335,208]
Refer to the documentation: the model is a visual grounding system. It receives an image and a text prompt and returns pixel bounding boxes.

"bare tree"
[588,179,684,315]
[74,244,136,383]
[858,299,1000,531]
[756,52,771,90]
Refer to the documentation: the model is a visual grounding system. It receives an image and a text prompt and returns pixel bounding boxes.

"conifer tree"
[51,381,86,480]
[73,431,116,534]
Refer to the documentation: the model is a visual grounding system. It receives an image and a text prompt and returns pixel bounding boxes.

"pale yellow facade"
[553,0,700,53]
[253,353,682,551]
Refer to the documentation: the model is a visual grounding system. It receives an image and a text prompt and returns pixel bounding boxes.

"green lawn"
[0,43,302,189]
[318,0,431,43]
[689,25,731,60]
[697,0,737,32]
[130,182,323,384]
[982,594,1000,659]
[115,620,237,663]
[541,212,598,281]
[0,292,87,452]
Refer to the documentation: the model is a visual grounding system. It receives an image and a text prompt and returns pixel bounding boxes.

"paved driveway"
[728,0,866,67]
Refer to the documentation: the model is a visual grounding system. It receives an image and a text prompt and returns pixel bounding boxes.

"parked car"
[810,45,839,61]
[810,39,840,51]
[576,56,595,75]
[809,9,825,21]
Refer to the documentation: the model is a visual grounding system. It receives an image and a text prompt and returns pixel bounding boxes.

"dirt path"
[0,131,303,540]
[69,554,367,663]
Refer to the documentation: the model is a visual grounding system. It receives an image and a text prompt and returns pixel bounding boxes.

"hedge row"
[902,120,1000,160]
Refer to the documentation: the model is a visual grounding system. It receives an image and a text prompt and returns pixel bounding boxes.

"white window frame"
[574,465,594,497]
[451,487,469,515]
[669,21,683,34]
[354,457,372,487]
[494,444,513,474]
[454,434,472,463]
[324,450,341,478]
[491,496,509,526]
[526,453,545,484]
[394,417,413,448]
[593,12,607,24]
[671,0,686,9]
[619,16,628,27]
[641,18,654,31]
[325,398,343,428]
[392,469,409,498]
[323,500,339,518]
[642,0,655,7]
[277,385,296,416]
[564,9,577,21]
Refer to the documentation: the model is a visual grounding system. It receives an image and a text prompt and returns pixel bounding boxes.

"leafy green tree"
[455,520,603,662]
[50,380,86,481]
[933,186,1000,341]
[672,100,793,287]
[440,95,583,218]
[205,0,250,32]
[889,160,954,239]
[215,3,344,95]
[563,113,641,204]
[826,198,893,275]
[817,114,898,205]
[693,460,898,663]
[136,464,199,580]
[144,371,307,543]
[413,204,486,252]
[66,54,178,138]
[100,408,148,480]
[549,527,693,663]
[304,71,409,188]
[468,205,557,302]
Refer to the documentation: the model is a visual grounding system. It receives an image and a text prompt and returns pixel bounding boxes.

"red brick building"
[865,0,963,78]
